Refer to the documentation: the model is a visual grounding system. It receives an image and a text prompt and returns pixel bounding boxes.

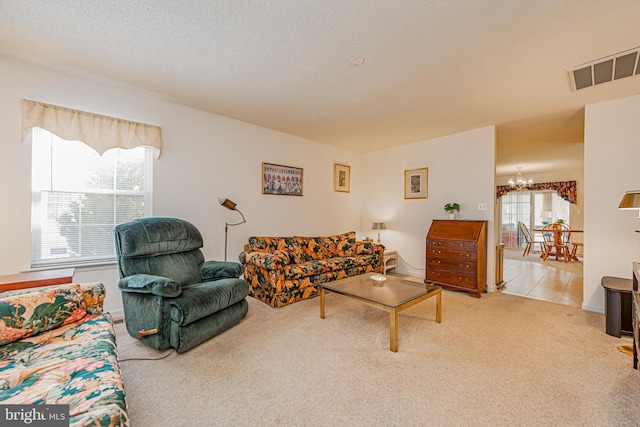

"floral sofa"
[0,282,129,426]
[240,232,384,307]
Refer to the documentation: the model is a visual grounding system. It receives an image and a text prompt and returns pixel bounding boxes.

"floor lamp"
[218,198,246,262]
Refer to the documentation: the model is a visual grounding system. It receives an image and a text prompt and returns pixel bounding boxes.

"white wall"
[362,126,497,290]
[583,94,640,312]
[0,55,513,313]
[0,55,363,317]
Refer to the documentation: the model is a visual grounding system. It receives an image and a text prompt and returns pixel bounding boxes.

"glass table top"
[321,273,440,308]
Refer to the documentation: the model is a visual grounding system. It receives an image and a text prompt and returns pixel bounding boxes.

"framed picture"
[333,163,350,193]
[404,167,428,199]
[262,162,303,196]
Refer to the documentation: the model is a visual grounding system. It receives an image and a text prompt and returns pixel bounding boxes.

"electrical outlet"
[478,203,487,211]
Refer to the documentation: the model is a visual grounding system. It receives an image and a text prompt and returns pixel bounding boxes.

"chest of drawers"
[425,220,487,297]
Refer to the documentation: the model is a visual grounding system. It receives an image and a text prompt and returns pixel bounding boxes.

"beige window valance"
[21,99,162,157]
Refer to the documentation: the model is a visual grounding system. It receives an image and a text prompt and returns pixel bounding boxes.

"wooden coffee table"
[320,273,441,352]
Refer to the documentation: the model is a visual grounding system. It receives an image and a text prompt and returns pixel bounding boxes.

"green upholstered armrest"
[201,261,244,281]
[118,274,181,297]
[240,250,291,270]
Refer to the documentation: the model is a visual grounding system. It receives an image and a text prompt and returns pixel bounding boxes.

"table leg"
[390,308,398,352]
[436,290,442,323]
[320,287,325,319]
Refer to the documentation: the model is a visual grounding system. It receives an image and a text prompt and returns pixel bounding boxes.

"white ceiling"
[1,0,640,174]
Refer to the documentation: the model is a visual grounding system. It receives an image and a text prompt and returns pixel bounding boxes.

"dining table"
[533,225,583,261]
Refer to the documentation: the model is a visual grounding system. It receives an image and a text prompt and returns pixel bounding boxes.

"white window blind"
[31,128,153,267]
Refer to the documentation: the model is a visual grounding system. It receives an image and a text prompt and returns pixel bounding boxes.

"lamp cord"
[119,349,175,362]
[397,253,426,271]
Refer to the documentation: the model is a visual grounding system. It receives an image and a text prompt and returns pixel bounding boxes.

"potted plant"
[444,203,460,219]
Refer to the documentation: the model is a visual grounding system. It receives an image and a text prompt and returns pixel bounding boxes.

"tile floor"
[500,248,583,307]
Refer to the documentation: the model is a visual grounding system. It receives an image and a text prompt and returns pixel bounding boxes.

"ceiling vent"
[566,47,640,91]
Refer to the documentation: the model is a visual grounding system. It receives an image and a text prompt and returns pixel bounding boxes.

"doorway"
[498,190,582,307]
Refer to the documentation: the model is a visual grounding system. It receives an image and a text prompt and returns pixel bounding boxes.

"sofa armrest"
[355,241,385,256]
[240,250,291,270]
[80,282,106,314]
[201,261,244,281]
[118,274,181,297]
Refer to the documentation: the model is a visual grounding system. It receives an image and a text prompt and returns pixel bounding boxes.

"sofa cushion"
[241,250,291,269]
[355,241,378,255]
[0,282,105,315]
[0,284,86,346]
[248,236,289,253]
[329,231,356,257]
[286,237,309,264]
[284,255,378,280]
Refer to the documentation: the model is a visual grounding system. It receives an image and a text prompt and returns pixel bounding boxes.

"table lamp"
[618,190,640,218]
[218,198,246,261]
[616,190,640,356]
[371,222,386,244]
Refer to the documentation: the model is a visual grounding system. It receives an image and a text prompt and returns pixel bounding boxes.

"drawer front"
[427,247,477,262]
[427,257,477,274]
[426,268,477,289]
[427,239,477,252]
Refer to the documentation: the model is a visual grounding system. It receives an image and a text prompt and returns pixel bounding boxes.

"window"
[31,128,153,267]
[500,190,570,248]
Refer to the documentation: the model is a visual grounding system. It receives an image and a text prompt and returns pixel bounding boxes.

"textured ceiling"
[1,0,640,173]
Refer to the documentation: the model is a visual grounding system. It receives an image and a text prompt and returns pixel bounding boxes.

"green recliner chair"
[114,217,249,353]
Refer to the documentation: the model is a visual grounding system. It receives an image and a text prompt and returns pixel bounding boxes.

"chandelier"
[508,167,533,190]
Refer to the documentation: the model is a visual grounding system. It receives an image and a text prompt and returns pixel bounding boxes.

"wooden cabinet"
[633,262,640,369]
[0,268,75,293]
[425,220,487,298]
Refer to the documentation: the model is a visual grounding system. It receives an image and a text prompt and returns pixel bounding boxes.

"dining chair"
[541,223,571,262]
[518,222,544,256]
[570,241,583,261]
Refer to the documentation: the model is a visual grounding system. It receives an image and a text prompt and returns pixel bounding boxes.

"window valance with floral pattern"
[496,181,577,204]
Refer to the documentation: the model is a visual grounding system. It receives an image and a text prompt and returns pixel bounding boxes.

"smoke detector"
[348,56,365,66]
[566,47,640,91]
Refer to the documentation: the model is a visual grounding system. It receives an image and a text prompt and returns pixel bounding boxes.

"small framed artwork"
[262,162,303,196]
[404,167,428,199]
[333,163,350,193]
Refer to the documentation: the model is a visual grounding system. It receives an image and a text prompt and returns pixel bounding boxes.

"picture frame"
[262,162,303,196]
[333,163,350,193]
[404,167,428,199]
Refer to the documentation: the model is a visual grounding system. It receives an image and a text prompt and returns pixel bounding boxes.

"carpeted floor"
[114,287,640,426]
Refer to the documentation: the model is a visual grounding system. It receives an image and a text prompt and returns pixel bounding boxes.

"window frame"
[30,128,154,268]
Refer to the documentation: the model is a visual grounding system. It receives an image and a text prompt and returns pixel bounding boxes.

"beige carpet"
[114,288,640,426]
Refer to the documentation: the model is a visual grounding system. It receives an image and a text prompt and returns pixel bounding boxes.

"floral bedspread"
[0,283,128,427]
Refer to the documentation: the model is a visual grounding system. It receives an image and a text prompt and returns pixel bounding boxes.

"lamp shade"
[371,222,387,230]
[218,198,237,210]
[618,191,640,209]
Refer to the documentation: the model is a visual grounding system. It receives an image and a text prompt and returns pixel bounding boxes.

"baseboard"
[582,303,604,314]
[108,309,125,323]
